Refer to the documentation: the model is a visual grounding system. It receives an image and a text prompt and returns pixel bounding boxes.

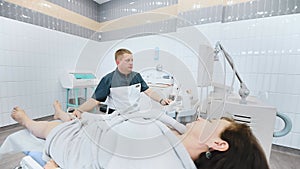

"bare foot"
[53,100,72,121]
[53,100,63,120]
[11,106,31,126]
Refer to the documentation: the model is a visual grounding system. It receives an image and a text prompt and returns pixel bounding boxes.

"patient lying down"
[11,101,269,169]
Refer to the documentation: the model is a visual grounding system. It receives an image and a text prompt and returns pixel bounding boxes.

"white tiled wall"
[0,16,88,126]
[196,14,300,149]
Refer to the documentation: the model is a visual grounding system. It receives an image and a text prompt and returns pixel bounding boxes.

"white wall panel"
[0,16,89,126]
[293,113,300,133]
[291,133,300,149]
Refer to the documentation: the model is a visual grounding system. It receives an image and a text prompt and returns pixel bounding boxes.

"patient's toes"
[53,100,62,110]
[11,107,26,122]
[13,106,18,111]
[14,106,23,111]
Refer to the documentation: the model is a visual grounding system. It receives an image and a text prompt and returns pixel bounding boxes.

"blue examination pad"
[23,151,46,166]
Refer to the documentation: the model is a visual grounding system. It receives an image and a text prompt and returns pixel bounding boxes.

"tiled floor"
[270,149,300,169]
[1,117,300,169]
[0,124,26,169]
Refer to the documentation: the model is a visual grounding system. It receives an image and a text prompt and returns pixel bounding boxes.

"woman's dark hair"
[194,117,270,169]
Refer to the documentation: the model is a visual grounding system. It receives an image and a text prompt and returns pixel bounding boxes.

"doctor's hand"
[159,98,172,106]
[72,109,83,119]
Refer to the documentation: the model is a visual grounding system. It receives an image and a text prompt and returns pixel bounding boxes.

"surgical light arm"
[214,41,250,104]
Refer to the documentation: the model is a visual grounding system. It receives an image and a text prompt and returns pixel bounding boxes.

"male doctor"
[72,48,171,118]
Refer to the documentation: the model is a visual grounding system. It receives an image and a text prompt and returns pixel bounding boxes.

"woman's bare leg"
[53,100,72,122]
[11,107,61,139]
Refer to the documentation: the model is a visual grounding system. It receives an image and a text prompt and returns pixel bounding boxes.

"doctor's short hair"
[115,48,132,61]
